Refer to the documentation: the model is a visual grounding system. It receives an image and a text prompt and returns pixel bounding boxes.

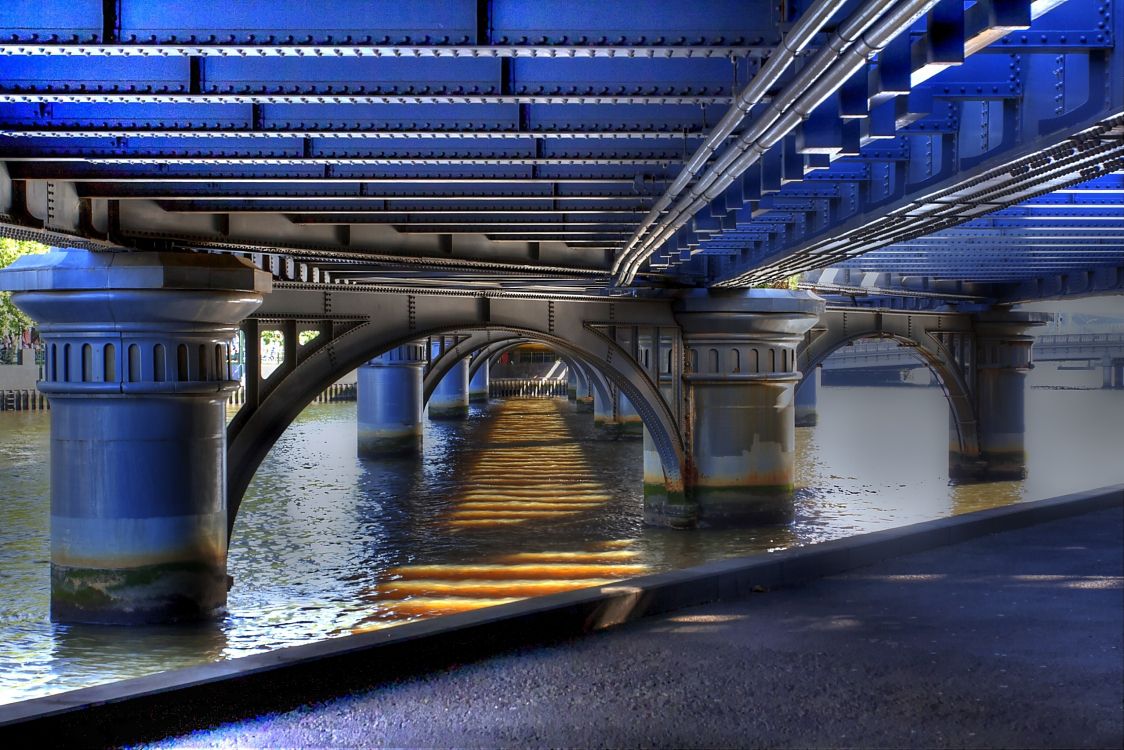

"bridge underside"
[0,0,1121,625]
[0,0,1120,308]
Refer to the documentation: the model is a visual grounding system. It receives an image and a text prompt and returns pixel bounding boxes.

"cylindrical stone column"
[794,367,819,427]
[574,365,594,412]
[616,391,643,437]
[429,350,469,420]
[674,290,823,526]
[469,357,489,402]
[566,365,578,401]
[0,249,269,624]
[357,342,426,457]
[954,312,1044,481]
[641,425,671,524]
[593,384,616,429]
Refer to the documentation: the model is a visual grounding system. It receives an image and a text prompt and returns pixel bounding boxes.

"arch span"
[423,333,608,408]
[477,337,613,409]
[228,293,685,535]
[796,310,980,460]
[422,331,520,406]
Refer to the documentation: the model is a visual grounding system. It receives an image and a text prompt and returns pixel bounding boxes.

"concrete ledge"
[2,484,1120,745]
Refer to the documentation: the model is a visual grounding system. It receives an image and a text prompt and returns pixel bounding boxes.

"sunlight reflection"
[667,614,746,624]
[353,399,649,631]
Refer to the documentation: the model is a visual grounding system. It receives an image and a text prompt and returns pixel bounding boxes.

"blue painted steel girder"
[828,171,1124,284]
[641,0,1122,292]
[0,0,786,48]
[0,101,729,135]
[74,182,666,200]
[0,0,1120,296]
[7,160,673,180]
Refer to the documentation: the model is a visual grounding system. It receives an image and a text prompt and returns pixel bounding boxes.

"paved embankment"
[2,487,1121,747]
[155,506,1124,748]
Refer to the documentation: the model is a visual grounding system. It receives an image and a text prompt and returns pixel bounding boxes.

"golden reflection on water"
[354,399,647,632]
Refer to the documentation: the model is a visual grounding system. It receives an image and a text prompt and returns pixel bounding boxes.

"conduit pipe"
[610,0,850,276]
[615,0,941,284]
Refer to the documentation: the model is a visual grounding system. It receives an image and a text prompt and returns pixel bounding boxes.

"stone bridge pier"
[0,249,270,624]
[468,357,490,403]
[673,291,823,525]
[1102,357,1124,390]
[949,312,1042,481]
[427,338,470,420]
[356,342,427,458]
[794,368,820,427]
[796,307,1046,483]
[594,385,642,437]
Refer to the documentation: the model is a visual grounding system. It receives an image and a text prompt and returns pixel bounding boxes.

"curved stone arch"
[434,333,615,413]
[228,318,685,535]
[474,340,520,378]
[576,358,615,406]
[425,333,582,401]
[488,339,606,403]
[563,354,592,399]
[422,330,521,405]
[797,314,980,459]
[427,333,623,425]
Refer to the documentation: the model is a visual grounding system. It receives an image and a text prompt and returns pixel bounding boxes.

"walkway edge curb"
[3,485,1122,744]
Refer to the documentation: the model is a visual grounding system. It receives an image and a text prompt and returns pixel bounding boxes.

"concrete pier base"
[593,386,642,437]
[429,356,469,420]
[673,290,823,526]
[357,344,425,457]
[468,358,489,403]
[641,426,694,527]
[794,367,819,427]
[616,392,643,437]
[566,366,578,401]
[593,385,616,431]
[0,249,269,624]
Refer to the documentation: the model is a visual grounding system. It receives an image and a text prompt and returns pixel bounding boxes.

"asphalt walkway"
[152,506,1124,749]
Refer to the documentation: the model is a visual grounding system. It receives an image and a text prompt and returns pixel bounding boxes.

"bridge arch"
[227,314,685,535]
[466,337,608,407]
[422,331,611,409]
[797,310,980,461]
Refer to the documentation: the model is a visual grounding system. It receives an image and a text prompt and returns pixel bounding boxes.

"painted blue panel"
[511,57,732,93]
[201,56,500,92]
[0,0,100,40]
[489,0,781,43]
[118,0,477,42]
[0,56,187,89]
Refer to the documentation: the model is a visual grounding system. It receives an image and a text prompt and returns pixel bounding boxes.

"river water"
[1,378,1122,705]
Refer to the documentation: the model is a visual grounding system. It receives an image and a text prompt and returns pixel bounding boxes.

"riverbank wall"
[0,353,45,411]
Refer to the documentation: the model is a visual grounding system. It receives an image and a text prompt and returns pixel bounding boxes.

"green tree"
[0,238,50,339]
[753,274,802,291]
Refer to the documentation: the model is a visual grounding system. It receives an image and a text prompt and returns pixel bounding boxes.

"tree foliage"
[753,274,802,291]
[0,238,50,338]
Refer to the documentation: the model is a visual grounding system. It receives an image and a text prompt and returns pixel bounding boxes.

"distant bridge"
[819,332,1124,386]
